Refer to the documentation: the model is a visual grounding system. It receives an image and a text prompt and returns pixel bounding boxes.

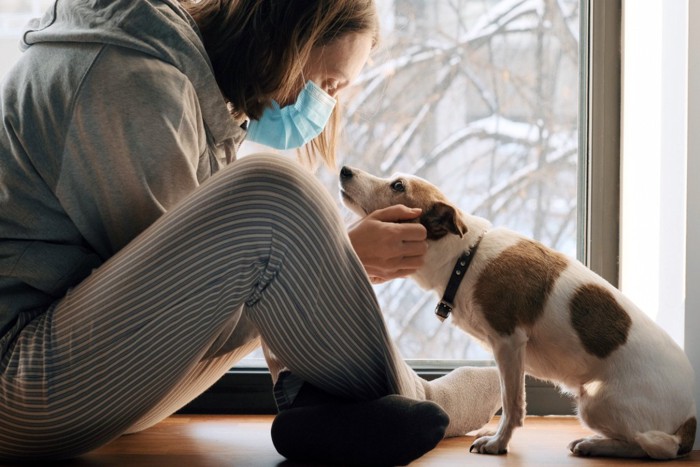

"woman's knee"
[208,154,346,253]
[219,154,339,220]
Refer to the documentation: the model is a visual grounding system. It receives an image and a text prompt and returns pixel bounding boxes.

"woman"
[0,0,501,464]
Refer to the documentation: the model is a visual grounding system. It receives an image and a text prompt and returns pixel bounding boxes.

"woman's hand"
[348,205,427,284]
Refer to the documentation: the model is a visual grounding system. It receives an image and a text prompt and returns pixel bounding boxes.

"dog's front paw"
[469,435,508,455]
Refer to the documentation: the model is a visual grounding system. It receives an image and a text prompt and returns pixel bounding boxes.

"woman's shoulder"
[85,45,194,102]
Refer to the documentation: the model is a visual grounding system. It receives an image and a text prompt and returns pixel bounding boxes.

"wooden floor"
[7,415,700,466]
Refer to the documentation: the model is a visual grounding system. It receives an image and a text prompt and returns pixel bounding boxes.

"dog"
[339,166,696,459]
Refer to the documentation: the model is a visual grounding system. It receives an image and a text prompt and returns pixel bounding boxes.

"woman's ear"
[420,202,468,240]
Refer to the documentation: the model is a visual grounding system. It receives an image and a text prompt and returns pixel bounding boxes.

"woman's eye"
[391,180,405,192]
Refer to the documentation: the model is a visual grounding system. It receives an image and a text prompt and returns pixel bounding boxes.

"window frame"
[579,0,622,287]
[181,0,622,416]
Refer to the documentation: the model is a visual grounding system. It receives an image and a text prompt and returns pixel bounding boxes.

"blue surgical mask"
[246,80,337,150]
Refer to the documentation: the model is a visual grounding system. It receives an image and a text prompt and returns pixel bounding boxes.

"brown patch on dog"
[474,239,568,335]
[569,284,632,359]
[676,416,696,456]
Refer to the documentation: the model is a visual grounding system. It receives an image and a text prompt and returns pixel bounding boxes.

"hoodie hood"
[22,0,236,146]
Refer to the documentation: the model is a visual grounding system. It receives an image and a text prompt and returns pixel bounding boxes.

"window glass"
[317,0,580,360]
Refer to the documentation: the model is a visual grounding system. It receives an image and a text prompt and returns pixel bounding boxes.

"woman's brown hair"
[180,0,379,169]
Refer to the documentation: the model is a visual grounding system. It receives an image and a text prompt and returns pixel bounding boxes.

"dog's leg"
[470,328,527,455]
[568,436,647,458]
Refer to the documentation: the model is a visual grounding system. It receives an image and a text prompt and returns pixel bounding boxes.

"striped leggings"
[0,154,429,460]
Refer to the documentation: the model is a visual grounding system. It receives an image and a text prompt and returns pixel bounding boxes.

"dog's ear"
[420,202,468,239]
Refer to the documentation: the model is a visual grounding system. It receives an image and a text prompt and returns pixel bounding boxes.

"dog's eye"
[391,180,406,193]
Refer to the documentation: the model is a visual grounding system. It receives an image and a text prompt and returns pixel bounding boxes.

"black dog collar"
[435,237,483,322]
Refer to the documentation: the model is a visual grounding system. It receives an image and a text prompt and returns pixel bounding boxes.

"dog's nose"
[339,166,353,180]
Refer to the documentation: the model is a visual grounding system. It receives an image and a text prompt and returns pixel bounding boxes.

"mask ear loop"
[300,70,311,99]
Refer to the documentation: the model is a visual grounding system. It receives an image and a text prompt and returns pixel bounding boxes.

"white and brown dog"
[339,166,696,459]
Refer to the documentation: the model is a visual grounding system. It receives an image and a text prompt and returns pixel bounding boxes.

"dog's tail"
[634,416,696,460]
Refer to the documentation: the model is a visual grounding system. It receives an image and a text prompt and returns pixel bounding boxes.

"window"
[244,0,617,366]
[235,0,621,416]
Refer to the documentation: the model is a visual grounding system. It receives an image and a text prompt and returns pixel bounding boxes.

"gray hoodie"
[0,0,244,346]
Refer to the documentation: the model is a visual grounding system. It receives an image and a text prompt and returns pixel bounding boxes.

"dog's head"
[339,166,467,240]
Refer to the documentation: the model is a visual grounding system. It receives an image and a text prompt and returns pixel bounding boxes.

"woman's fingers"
[368,205,422,223]
[348,204,428,282]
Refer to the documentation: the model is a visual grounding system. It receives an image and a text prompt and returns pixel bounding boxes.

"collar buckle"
[434,234,485,322]
[435,301,453,322]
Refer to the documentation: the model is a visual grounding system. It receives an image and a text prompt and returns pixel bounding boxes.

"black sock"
[271,383,449,466]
